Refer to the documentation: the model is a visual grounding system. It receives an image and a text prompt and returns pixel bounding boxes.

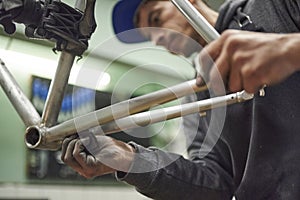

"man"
[112,0,218,56]
[61,0,300,199]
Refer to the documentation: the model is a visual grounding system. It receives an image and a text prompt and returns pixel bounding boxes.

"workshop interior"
[0,0,224,199]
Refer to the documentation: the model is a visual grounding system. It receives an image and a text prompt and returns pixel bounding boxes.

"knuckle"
[228,75,242,92]
[75,139,83,150]
[82,171,96,179]
[244,83,259,94]
[221,29,238,39]
[221,30,230,39]
[241,65,256,78]
[228,79,241,92]
[232,52,247,67]
[61,154,70,163]
[225,37,239,53]
[61,137,70,147]
[241,66,266,93]
[243,68,263,86]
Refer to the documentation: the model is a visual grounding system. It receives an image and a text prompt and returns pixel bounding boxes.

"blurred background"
[0,0,224,199]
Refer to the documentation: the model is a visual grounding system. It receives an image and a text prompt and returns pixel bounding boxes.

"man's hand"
[61,135,135,179]
[197,30,300,94]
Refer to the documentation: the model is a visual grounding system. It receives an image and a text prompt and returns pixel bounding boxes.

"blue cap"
[112,0,148,43]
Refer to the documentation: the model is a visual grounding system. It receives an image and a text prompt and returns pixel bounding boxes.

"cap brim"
[112,0,148,43]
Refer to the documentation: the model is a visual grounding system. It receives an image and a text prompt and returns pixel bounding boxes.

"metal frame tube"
[48,79,205,134]
[41,51,75,127]
[0,59,41,127]
[75,0,86,12]
[99,91,254,134]
[171,0,220,43]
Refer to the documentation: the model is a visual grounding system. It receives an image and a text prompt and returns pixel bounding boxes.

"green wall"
[0,69,28,183]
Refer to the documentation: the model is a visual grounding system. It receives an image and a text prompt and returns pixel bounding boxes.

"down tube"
[0,58,41,127]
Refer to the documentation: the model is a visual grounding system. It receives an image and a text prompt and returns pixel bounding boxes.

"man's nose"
[150,31,167,47]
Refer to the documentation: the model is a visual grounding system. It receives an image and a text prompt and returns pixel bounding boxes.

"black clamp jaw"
[0,0,97,56]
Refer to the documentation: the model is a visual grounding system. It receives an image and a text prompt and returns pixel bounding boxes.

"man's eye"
[151,12,161,26]
[153,16,160,24]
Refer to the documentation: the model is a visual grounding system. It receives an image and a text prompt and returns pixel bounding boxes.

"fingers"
[198,30,254,94]
[60,134,78,162]
[61,135,117,178]
[73,138,98,170]
[61,137,84,173]
[227,52,246,92]
[197,40,223,89]
[73,139,88,166]
[198,30,236,90]
[61,136,98,178]
[241,64,268,93]
[197,48,216,86]
[209,46,230,95]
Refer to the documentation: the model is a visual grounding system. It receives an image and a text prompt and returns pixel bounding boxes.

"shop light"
[0,49,111,90]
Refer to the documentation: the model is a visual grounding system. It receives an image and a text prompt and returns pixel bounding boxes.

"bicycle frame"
[0,0,254,151]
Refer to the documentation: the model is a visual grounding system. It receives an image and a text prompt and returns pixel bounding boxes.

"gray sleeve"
[286,0,300,31]
[116,141,234,200]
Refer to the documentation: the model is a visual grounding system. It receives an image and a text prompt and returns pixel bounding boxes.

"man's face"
[136,1,204,57]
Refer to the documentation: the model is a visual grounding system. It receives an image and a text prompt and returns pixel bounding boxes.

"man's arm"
[197,30,300,94]
[61,134,235,200]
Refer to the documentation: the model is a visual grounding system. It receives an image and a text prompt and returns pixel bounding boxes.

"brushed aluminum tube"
[0,59,41,127]
[41,51,75,127]
[97,91,254,134]
[25,90,253,150]
[25,79,207,149]
[25,125,61,150]
[75,0,86,12]
[47,79,206,134]
[171,0,220,43]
